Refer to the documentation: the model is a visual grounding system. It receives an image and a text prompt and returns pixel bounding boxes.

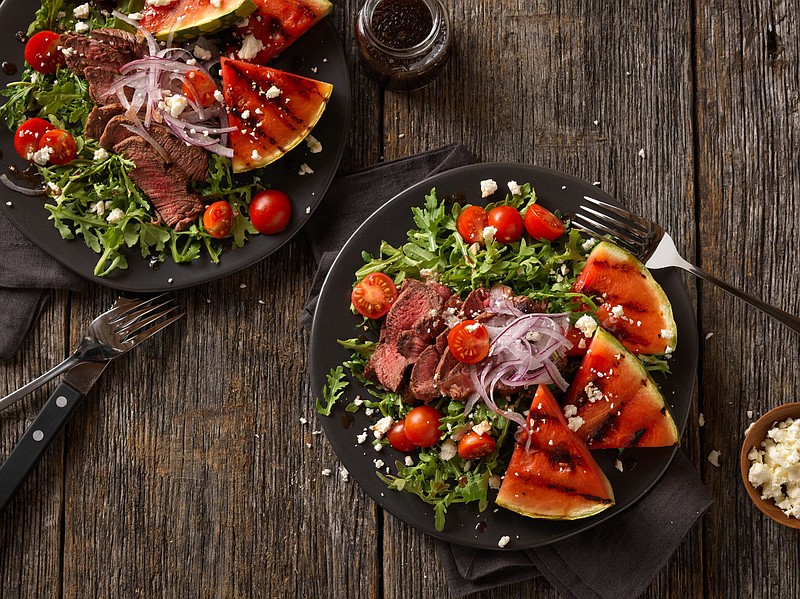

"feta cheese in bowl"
[740,403,800,529]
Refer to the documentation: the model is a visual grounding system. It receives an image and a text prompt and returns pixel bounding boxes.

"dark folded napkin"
[300,143,713,598]
[0,208,86,361]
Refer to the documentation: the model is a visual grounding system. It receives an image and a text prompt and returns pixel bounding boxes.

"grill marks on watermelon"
[562,329,679,449]
[495,385,614,520]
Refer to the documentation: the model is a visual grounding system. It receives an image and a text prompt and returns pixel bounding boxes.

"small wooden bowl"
[740,402,800,529]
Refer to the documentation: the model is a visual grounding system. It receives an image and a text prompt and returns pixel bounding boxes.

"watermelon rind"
[496,386,615,520]
[573,241,677,355]
[564,329,680,449]
[141,0,259,42]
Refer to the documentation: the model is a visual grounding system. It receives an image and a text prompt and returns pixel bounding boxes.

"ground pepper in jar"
[356,0,451,91]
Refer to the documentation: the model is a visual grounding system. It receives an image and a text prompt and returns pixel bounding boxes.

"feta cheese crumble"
[370,416,394,439]
[707,450,721,467]
[164,94,188,117]
[567,415,585,432]
[481,225,497,243]
[32,145,53,165]
[93,147,109,161]
[439,440,457,461]
[480,179,498,198]
[73,3,90,18]
[748,417,800,518]
[575,314,598,338]
[74,21,89,33]
[239,35,265,60]
[507,180,522,195]
[106,208,126,224]
[306,134,322,153]
[615,459,624,472]
[498,535,510,548]
[321,468,332,476]
[266,85,282,99]
[298,163,314,176]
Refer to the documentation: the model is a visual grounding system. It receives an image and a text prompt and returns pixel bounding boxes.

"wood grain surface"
[1,0,799,598]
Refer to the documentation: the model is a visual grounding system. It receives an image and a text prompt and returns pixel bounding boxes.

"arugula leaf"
[317,366,349,416]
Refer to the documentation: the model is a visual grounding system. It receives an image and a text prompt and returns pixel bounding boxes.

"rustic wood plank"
[0,291,69,599]
[694,1,800,598]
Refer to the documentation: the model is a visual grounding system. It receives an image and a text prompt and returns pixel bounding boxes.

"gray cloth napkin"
[0,208,86,361]
[300,143,713,598]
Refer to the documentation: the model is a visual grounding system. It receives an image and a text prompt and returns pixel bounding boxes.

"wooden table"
[2,1,799,597]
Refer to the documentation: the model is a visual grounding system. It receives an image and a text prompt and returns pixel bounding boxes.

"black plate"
[0,1,351,292]
[310,163,698,549]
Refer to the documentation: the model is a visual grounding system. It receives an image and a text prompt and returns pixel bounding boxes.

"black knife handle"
[0,382,85,512]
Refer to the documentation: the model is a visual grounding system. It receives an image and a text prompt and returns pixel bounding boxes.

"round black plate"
[0,1,351,292]
[310,163,698,549]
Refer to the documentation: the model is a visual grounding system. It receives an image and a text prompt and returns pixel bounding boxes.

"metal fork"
[573,196,800,334]
[0,294,183,412]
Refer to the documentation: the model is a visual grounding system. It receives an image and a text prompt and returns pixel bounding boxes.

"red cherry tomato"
[487,206,524,243]
[351,272,398,319]
[182,70,218,107]
[457,431,497,460]
[24,31,65,74]
[203,201,233,239]
[250,189,291,234]
[386,419,417,452]
[447,320,490,364]
[38,129,76,165]
[13,118,54,160]
[524,203,566,241]
[456,205,488,244]
[404,406,443,448]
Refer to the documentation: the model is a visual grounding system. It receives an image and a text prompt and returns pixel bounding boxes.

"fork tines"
[111,295,184,346]
[571,196,663,258]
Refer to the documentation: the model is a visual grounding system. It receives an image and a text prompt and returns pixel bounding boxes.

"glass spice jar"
[356,0,452,91]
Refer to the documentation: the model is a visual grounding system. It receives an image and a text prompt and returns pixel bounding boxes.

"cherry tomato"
[404,406,442,448]
[386,419,417,452]
[447,320,490,364]
[456,205,488,244]
[182,70,218,107]
[524,203,566,241]
[13,118,54,160]
[250,189,291,234]
[487,205,524,243]
[458,431,497,460]
[38,129,76,165]
[24,31,65,74]
[351,272,398,319]
[203,201,233,239]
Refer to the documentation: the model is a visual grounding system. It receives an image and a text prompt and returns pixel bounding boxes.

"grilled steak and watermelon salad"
[318,182,680,533]
[0,0,333,276]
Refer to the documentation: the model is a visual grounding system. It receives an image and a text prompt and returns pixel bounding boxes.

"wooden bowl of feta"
[740,403,800,529]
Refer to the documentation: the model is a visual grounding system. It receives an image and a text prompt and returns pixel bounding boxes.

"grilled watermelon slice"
[496,385,615,520]
[228,0,333,64]
[220,57,332,172]
[562,329,680,449]
[138,0,258,42]
[572,241,677,355]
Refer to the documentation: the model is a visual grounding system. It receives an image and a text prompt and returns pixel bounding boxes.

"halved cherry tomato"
[386,419,417,452]
[487,205,524,243]
[404,406,442,448]
[457,431,497,460]
[38,129,76,165]
[456,205,488,244]
[351,272,398,319]
[524,203,566,241]
[447,320,490,364]
[250,189,291,234]
[13,118,54,160]
[203,201,233,239]
[24,31,65,74]
[182,70,218,107]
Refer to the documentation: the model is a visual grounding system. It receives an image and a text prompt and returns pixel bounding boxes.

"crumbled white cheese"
[404,456,414,467]
[615,459,624,472]
[164,94,188,117]
[482,225,497,243]
[705,332,714,340]
[93,147,109,161]
[439,440,457,461]
[127,12,143,21]
[306,134,322,153]
[584,382,603,403]
[210,0,221,7]
[698,412,705,427]
[73,3,90,18]
[266,85,282,99]
[488,475,502,489]
[747,410,754,419]
[339,467,349,482]
[748,418,800,518]
[638,148,646,158]
[251,149,262,161]
[321,468,332,476]
[575,314,598,338]
[32,145,53,165]
[563,404,578,418]
[299,417,307,425]
[370,416,394,439]
[194,45,212,61]
[498,535,510,548]
[74,21,89,33]
[480,178,498,198]
[239,34,264,60]
[147,0,177,6]
[89,200,106,217]
[356,432,367,444]
[373,459,384,469]
[373,443,383,452]
[46,182,61,195]
[611,305,625,318]
[507,180,522,195]
[707,450,721,467]
[105,208,125,224]
[660,328,675,340]
[472,420,492,437]
[213,89,224,104]
[240,109,251,120]
[582,237,597,252]
[525,330,542,343]
[567,415,585,432]
[298,163,314,176]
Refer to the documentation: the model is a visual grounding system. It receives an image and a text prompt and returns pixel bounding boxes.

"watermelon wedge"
[220,57,333,172]
[496,385,615,520]
[572,241,677,355]
[229,0,333,64]
[138,0,258,42]
[562,329,680,449]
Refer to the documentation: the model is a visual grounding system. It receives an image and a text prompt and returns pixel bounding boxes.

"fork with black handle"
[0,295,183,511]
[572,196,800,334]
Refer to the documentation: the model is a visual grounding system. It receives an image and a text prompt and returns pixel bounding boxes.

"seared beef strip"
[98,115,138,149]
[60,28,147,75]
[434,348,474,400]
[409,345,442,402]
[462,288,490,318]
[85,103,125,139]
[84,66,125,105]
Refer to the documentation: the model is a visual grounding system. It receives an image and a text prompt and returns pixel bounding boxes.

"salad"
[318,180,680,533]
[0,0,333,276]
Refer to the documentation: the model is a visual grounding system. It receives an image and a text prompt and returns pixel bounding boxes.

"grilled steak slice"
[363,344,409,393]
[99,115,138,150]
[84,66,123,105]
[434,348,474,400]
[85,103,125,139]
[428,282,453,301]
[113,137,204,231]
[435,329,449,354]
[60,28,147,75]
[462,288,490,318]
[396,330,431,361]
[409,345,442,402]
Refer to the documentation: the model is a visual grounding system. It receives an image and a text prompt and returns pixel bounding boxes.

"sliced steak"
[84,66,123,105]
[85,103,125,139]
[99,115,138,150]
[435,329,449,354]
[434,348,474,400]
[428,282,453,301]
[409,345,442,402]
[463,288,490,318]
[363,344,409,393]
[113,137,204,231]
[60,28,147,75]
[511,295,548,313]
[396,330,431,361]
[147,126,208,182]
